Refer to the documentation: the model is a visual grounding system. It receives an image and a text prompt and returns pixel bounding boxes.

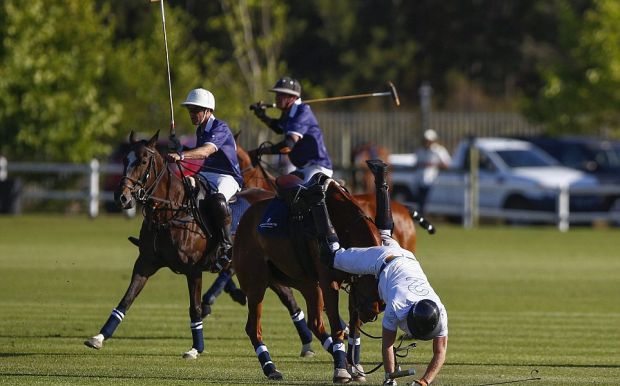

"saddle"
[183,175,215,240]
[258,173,333,273]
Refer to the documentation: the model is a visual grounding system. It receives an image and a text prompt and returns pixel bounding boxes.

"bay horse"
[233,143,418,380]
[351,142,392,195]
[233,176,384,382]
[84,130,271,359]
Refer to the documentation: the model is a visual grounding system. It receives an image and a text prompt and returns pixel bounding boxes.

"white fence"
[422,175,620,232]
[0,156,134,218]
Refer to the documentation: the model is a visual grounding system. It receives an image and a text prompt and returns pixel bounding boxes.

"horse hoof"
[348,364,367,382]
[201,303,212,319]
[300,343,315,358]
[182,348,199,359]
[267,370,283,380]
[84,334,104,350]
[333,368,352,384]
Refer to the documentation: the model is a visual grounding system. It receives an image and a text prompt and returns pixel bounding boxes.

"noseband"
[346,277,383,323]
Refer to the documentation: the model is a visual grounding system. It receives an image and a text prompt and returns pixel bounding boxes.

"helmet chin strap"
[198,109,210,126]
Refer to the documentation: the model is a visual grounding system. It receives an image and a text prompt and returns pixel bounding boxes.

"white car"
[424,137,602,220]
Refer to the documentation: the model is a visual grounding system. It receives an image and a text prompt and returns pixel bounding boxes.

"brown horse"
[234,143,418,380]
[351,142,392,195]
[84,131,269,359]
[234,176,383,382]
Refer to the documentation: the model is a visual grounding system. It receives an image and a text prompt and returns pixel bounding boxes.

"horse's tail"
[406,207,435,234]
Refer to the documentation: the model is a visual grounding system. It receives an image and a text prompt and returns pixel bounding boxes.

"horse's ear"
[148,130,160,148]
[129,130,136,144]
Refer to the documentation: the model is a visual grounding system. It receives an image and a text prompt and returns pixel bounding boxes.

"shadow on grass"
[0,372,316,385]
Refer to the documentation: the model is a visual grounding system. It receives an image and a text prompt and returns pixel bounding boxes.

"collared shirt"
[333,241,448,338]
[195,115,243,186]
[279,101,332,170]
[414,143,452,186]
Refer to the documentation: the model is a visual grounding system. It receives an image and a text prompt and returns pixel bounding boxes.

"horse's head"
[115,130,163,209]
[349,275,386,323]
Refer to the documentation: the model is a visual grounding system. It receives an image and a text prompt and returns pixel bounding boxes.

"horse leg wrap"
[202,269,232,305]
[291,309,313,345]
[255,343,277,377]
[190,320,204,353]
[321,334,334,351]
[331,339,347,370]
[100,307,126,339]
[347,336,361,365]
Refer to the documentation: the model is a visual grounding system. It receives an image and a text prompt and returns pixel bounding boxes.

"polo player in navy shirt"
[250,76,333,183]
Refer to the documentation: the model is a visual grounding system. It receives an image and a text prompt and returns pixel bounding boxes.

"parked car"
[517,136,620,185]
[423,137,606,222]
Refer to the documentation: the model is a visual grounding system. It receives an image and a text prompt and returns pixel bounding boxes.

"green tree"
[525,0,620,136]
[201,0,289,131]
[0,0,121,162]
[103,4,203,140]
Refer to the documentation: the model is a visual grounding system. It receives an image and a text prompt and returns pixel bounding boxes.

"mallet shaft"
[389,368,416,379]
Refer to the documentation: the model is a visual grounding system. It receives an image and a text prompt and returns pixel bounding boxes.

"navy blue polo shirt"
[281,103,332,170]
[196,116,243,186]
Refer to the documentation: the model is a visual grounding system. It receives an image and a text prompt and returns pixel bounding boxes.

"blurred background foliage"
[0,0,618,162]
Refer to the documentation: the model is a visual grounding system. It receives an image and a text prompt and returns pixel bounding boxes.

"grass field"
[0,215,619,385]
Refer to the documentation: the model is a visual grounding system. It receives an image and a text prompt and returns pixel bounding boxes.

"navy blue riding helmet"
[406,299,441,340]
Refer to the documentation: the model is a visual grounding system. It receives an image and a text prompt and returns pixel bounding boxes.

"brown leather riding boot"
[205,193,233,260]
[305,185,340,268]
[365,159,393,233]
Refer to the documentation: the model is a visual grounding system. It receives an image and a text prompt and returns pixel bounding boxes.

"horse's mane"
[325,179,380,248]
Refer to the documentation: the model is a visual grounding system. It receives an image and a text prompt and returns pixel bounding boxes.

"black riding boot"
[366,159,393,233]
[304,185,340,268]
[204,193,233,261]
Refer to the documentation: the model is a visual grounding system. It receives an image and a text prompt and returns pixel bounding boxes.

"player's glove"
[250,101,268,119]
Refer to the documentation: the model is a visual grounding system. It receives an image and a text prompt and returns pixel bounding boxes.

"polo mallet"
[150,0,180,152]
[389,368,416,379]
[250,81,400,110]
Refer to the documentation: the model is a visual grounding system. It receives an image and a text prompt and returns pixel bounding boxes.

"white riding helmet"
[181,88,215,110]
[424,129,438,142]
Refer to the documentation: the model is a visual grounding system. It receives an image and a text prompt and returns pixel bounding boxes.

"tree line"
[0,0,618,162]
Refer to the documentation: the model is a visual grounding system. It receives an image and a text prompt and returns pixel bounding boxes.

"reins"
[349,334,417,376]
[122,148,193,226]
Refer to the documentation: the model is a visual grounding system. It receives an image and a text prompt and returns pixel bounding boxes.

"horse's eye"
[141,160,148,165]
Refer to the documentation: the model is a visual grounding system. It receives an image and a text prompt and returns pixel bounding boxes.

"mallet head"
[388,81,400,107]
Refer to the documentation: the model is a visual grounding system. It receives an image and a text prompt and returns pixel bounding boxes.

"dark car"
[517,136,620,216]
[520,136,620,185]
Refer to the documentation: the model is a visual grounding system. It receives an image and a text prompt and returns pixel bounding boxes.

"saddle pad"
[257,198,291,237]
[230,196,251,236]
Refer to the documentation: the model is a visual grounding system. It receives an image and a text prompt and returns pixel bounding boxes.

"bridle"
[119,145,167,205]
[344,277,384,325]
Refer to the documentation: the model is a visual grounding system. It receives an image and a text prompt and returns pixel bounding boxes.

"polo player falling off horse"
[304,160,449,386]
